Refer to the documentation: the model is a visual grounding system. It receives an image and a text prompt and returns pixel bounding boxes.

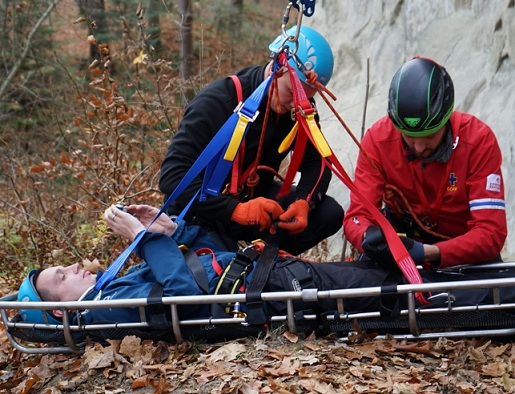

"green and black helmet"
[388,57,454,137]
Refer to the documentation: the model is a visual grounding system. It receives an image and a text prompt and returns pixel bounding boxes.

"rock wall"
[306,0,515,259]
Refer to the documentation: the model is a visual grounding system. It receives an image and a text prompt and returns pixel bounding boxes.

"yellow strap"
[278,122,299,153]
[224,115,250,160]
[305,114,332,157]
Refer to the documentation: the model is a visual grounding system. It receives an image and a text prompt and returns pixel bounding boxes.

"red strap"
[300,121,429,304]
[195,247,223,275]
[276,52,318,198]
[229,75,244,194]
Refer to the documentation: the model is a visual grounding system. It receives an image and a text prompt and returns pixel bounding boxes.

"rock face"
[308,0,515,260]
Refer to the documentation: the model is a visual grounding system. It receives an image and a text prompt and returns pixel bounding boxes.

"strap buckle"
[233,101,260,122]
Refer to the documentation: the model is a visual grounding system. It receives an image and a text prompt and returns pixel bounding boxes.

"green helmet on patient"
[388,57,454,137]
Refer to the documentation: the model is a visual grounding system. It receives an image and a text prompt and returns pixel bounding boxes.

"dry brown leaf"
[131,375,151,389]
[482,360,507,377]
[303,341,321,351]
[118,336,141,361]
[80,258,102,275]
[487,343,510,358]
[283,331,299,343]
[206,343,246,363]
[299,378,338,394]
[393,341,435,355]
[455,380,478,393]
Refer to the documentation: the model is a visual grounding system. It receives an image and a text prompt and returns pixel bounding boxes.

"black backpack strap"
[146,282,170,329]
[379,270,404,318]
[184,248,210,294]
[245,244,279,325]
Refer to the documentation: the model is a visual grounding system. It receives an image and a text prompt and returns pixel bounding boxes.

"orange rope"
[385,184,451,240]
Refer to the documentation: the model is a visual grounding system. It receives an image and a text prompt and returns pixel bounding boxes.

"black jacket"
[159,65,331,224]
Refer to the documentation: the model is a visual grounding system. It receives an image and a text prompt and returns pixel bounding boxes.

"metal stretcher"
[2,262,515,354]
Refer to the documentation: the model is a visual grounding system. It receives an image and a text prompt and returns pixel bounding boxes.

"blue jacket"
[79,221,236,324]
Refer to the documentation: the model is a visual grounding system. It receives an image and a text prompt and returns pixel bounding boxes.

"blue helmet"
[269,25,334,87]
[18,269,61,325]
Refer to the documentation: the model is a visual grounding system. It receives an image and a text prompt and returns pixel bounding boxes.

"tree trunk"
[146,0,162,52]
[77,0,107,60]
[229,0,243,67]
[179,0,194,103]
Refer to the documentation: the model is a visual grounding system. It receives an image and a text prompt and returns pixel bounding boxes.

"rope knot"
[246,173,260,188]
[305,70,319,86]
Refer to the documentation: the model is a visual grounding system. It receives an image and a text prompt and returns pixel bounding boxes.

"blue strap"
[199,73,274,200]
[94,71,276,292]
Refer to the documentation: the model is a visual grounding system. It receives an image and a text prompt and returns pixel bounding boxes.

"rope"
[385,184,452,240]
[245,67,284,196]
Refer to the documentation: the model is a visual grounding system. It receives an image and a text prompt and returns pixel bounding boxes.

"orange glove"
[277,199,310,234]
[230,197,284,232]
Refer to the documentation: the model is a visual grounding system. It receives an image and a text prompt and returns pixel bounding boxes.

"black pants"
[208,183,344,255]
[263,259,515,317]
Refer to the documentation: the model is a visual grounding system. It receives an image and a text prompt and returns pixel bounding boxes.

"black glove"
[361,225,425,267]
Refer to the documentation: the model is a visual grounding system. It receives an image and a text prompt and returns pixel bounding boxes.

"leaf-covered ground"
[2,323,515,394]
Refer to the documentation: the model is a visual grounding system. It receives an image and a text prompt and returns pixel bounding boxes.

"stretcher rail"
[2,275,515,354]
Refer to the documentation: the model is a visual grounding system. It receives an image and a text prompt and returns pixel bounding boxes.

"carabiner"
[277,1,304,56]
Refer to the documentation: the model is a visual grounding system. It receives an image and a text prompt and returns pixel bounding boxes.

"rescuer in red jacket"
[344,57,507,269]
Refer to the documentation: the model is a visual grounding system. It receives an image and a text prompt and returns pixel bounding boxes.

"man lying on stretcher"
[17,205,514,326]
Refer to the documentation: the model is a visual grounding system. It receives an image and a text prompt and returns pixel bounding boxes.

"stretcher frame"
[2,262,515,354]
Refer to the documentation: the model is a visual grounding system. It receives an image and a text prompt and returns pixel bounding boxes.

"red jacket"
[344,112,507,268]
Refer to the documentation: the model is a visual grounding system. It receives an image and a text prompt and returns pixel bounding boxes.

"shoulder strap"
[184,248,210,294]
[229,75,244,195]
[245,243,279,325]
[229,75,243,102]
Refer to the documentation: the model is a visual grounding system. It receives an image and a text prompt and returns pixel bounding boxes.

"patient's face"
[36,263,97,302]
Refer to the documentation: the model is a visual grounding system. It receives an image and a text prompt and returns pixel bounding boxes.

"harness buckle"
[233,101,260,122]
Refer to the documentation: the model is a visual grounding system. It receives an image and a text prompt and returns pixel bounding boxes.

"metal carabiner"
[277,1,304,56]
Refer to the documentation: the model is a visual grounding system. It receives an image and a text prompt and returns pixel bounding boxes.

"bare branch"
[0,0,61,99]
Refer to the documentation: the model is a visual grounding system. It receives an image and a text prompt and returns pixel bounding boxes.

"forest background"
[0,0,299,294]
[2,1,515,393]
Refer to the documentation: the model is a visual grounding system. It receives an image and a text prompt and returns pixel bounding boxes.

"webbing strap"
[245,244,279,325]
[229,75,244,194]
[184,249,209,294]
[199,73,275,200]
[146,282,169,329]
[283,259,315,290]
[297,112,429,305]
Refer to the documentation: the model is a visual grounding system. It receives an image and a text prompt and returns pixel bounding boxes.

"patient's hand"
[127,204,177,236]
[104,205,145,241]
